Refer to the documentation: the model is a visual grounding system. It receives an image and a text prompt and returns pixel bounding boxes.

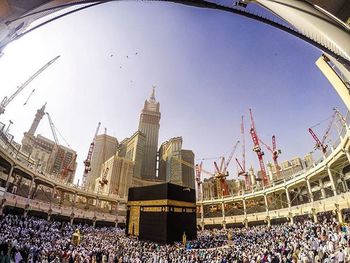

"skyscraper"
[158,137,195,189]
[87,133,118,191]
[29,103,46,135]
[22,103,46,154]
[138,87,161,180]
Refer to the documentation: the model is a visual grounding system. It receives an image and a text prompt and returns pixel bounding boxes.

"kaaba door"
[128,206,140,236]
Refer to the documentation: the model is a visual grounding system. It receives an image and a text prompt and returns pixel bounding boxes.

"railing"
[0,189,125,223]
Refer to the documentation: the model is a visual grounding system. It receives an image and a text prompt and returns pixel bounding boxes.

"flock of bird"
[110,51,139,85]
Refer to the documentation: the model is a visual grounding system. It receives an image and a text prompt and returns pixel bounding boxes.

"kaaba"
[126,183,197,244]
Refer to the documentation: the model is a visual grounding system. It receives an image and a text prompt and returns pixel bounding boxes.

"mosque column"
[319,179,326,199]
[94,196,99,223]
[311,208,317,223]
[200,203,204,230]
[285,187,291,210]
[344,150,350,164]
[4,164,14,191]
[243,198,248,227]
[335,204,344,223]
[30,182,39,199]
[264,194,269,215]
[71,192,77,213]
[306,178,314,203]
[47,212,52,221]
[264,194,271,227]
[27,176,35,200]
[0,198,5,215]
[341,175,348,192]
[70,213,74,225]
[221,200,226,229]
[327,166,337,196]
[50,185,56,209]
[115,201,119,228]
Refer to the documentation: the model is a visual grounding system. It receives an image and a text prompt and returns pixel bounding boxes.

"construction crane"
[333,107,347,129]
[99,128,109,188]
[259,136,282,178]
[195,162,203,200]
[0,55,60,115]
[46,111,64,172]
[235,115,250,188]
[222,140,240,175]
[173,156,214,177]
[213,140,240,197]
[249,109,269,186]
[46,111,72,177]
[308,112,336,154]
[82,122,101,187]
[46,112,59,145]
[99,167,109,188]
[60,153,77,181]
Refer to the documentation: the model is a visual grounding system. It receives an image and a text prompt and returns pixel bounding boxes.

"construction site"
[0,0,348,233]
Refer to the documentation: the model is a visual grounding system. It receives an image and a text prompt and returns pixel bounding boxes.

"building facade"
[87,133,118,191]
[138,88,161,180]
[94,154,134,198]
[158,137,195,189]
[267,154,315,180]
[117,131,145,179]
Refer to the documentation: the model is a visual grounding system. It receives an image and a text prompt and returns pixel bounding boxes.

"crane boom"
[308,128,326,153]
[173,156,213,177]
[46,112,59,145]
[333,107,346,126]
[259,138,273,153]
[235,158,244,173]
[82,122,101,187]
[223,140,240,173]
[321,112,336,145]
[214,161,220,174]
[259,136,282,178]
[309,112,336,154]
[272,135,276,151]
[249,109,269,186]
[241,115,246,172]
[0,55,60,115]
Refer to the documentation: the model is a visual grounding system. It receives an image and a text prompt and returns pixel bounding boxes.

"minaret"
[138,87,161,180]
[28,103,46,135]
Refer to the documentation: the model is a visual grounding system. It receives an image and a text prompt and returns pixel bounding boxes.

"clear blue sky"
[0,1,347,183]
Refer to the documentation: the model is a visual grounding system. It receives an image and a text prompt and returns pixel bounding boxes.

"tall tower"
[138,87,161,180]
[21,103,46,154]
[28,103,46,135]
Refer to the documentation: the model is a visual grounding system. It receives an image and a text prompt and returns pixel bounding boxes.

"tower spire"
[150,86,156,102]
[28,102,46,135]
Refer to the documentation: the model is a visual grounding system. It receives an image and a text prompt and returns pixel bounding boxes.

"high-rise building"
[86,133,118,191]
[138,88,161,180]
[180,149,195,189]
[158,137,195,189]
[94,154,134,198]
[304,153,314,168]
[158,137,182,183]
[22,103,46,154]
[117,131,145,179]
